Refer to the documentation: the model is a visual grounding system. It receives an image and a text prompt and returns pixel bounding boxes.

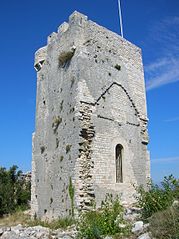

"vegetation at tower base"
[0,165,31,217]
[0,173,179,238]
[135,175,179,220]
[77,194,131,239]
[68,176,75,217]
[135,175,179,239]
[28,216,76,230]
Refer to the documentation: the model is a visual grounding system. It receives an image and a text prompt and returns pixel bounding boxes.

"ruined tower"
[31,11,150,220]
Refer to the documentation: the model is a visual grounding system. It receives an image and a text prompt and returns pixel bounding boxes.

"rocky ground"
[0,223,152,239]
[0,206,153,239]
[0,224,77,239]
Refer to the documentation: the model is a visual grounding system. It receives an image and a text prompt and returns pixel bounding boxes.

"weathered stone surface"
[0,225,77,239]
[137,232,151,239]
[172,200,179,207]
[104,236,113,239]
[132,221,144,234]
[118,223,127,229]
[0,228,4,236]
[31,11,150,220]
[1,231,19,239]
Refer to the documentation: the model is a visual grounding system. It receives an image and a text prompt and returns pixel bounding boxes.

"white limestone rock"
[137,232,151,239]
[132,221,144,234]
[0,228,4,236]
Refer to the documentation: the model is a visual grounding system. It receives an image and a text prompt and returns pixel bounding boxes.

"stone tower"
[31,11,150,220]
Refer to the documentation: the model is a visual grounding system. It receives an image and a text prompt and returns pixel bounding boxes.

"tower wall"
[31,11,150,220]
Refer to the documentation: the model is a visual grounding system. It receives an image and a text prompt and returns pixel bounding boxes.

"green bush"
[136,175,179,220]
[149,204,179,239]
[0,165,31,216]
[77,194,131,239]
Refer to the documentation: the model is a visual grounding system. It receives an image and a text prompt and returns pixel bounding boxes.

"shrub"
[149,204,179,239]
[136,175,179,220]
[77,194,131,239]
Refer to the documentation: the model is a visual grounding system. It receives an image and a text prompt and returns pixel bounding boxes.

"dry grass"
[0,210,31,227]
[28,217,75,230]
[0,210,75,230]
[149,205,179,239]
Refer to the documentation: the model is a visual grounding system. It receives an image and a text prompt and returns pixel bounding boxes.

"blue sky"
[0,0,178,182]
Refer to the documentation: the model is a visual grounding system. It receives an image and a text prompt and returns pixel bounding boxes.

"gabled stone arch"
[95,82,140,117]
[89,82,140,126]
[81,82,140,118]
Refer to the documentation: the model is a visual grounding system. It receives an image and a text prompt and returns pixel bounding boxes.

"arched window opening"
[115,144,123,183]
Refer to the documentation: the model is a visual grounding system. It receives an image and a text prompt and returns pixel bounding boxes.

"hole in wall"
[71,77,75,88]
[52,116,62,133]
[56,138,59,148]
[66,145,72,154]
[40,146,45,154]
[34,60,45,72]
[60,100,64,112]
[58,49,75,68]
[114,64,121,71]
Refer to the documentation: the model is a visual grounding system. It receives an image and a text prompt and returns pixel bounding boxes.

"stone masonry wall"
[31,11,150,220]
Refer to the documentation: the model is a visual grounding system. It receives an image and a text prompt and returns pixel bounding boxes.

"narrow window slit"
[115,144,123,183]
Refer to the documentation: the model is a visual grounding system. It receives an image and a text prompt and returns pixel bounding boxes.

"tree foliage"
[0,165,31,216]
[136,175,179,220]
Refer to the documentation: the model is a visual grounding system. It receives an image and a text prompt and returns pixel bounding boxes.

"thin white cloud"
[164,116,179,122]
[145,57,179,90]
[145,58,168,72]
[152,156,179,164]
[145,17,179,91]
